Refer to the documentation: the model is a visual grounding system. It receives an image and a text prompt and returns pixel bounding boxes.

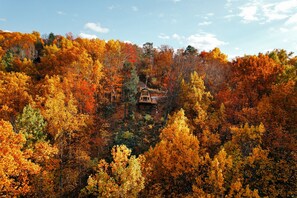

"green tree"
[184,45,198,55]
[0,50,14,71]
[122,63,139,119]
[15,104,47,148]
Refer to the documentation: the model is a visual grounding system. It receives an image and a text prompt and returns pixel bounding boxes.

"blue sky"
[1,0,297,59]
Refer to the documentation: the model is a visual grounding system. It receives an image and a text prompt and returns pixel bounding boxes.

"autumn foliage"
[0,31,296,197]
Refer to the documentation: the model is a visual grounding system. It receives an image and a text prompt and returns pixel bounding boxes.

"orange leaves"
[216,53,284,124]
[73,79,97,114]
[0,71,32,120]
[0,120,41,196]
[121,42,139,64]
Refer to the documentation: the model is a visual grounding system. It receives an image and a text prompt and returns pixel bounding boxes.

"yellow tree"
[191,143,260,198]
[191,148,232,197]
[75,37,106,62]
[0,120,41,197]
[144,109,200,196]
[81,145,145,198]
[221,124,273,197]
[179,71,221,156]
[179,71,212,130]
[36,75,90,196]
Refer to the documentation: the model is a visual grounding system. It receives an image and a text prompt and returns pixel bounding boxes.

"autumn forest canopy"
[0,31,296,197]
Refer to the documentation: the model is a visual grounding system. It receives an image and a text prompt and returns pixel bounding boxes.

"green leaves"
[16,104,47,147]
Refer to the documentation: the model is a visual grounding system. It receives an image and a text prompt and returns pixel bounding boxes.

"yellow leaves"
[32,141,58,164]
[179,71,212,130]
[39,75,88,138]
[106,39,121,54]
[145,109,200,186]
[207,149,233,195]
[0,46,4,59]
[76,37,106,62]
[82,145,145,198]
[228,180,260,198]
[231,123,265,146]
[209,47,228,63]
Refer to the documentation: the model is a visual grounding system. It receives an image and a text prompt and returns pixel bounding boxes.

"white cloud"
[224,14,236,20]
[285,13,297,25]
[158,33,170,40]
[236,0,297,24]
[172,33,185,41]
[198,21,212,26]
[262,4,288,22]
[57,11,66,15]
[124,40,132,44]
[84,22,109,33]
[280,27,289,32]
[170,33,226,51]
[171,33,186,45]
[79,33,98,39]
[0,18,6,21]
[187,33,227,51]
[239,5,258,23]
[274,0,297,13]
[173,0,181,2]
[132,6,138,12]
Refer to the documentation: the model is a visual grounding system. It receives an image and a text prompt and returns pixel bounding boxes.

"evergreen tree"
[122,63,139,119]
[15,104,47,148]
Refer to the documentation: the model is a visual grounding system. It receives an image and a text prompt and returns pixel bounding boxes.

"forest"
[0,31,296,197]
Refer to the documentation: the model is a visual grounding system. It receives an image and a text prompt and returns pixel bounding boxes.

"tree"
[0,71,32,121]
[227,123,265,157]
[122,63,139,118]
[179,71,212,131]
[0,50,14,71]
[76,37,106,62]
[15,104,47,147]
[0,120,41,196]
[141,42,154,85]
[144,109,200,196]
[36,75,90,196]
[217,54,282,123]
[15,105,58,197]
[80,145,145,198]
[153,45,174,88]
[184,45,198,55]
[191,149,234,197]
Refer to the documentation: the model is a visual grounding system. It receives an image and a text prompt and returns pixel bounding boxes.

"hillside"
[0,31,296,197]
